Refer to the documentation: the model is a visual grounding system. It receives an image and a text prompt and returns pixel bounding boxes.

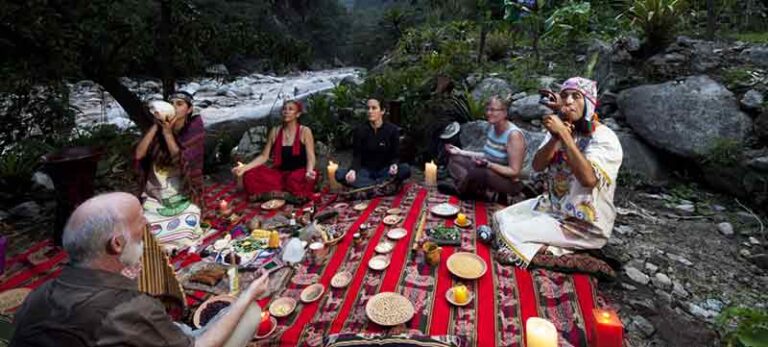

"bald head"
[63,192,144,266]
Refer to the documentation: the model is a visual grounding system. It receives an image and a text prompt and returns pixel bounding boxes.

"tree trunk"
[159,0,175,99]
[706,0,715,40]
[478,22,488,65]
[95,75,153,131]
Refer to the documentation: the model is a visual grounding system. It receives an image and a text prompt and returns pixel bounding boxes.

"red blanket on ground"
[0,182,606,347]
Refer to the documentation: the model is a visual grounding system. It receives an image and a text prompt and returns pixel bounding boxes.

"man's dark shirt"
[11,266,192,347]
[353,122,400,172]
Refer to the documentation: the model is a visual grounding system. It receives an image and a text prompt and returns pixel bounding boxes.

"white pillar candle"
[526,317,558,347]
[327,161,340,190]
[424,161,437,186]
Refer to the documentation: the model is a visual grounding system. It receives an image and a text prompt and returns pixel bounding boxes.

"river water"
[69,67,364,129]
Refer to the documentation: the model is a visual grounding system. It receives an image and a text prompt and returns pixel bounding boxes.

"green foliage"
[68,125,139,188]
[668,182,699,202]
[303,93,360,151]
[703,139,744,167]
[618,0,687,52]
[543,1,592,45]
[716,307,768,347]
[330,84,357,109]
[0,85,76,150]
[460,91,488,120]
[0,140,51,195]
[722,67,760,90]
[616,169,649,188]
[485,30,514,61]
[728,31,768,43]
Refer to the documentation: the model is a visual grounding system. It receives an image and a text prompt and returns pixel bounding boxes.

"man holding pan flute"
[11,192,269,347]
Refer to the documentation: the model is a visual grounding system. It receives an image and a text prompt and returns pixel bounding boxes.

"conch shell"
[148,100,176,121]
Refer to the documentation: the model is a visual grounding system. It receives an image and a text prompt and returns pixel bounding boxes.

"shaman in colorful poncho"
[134,92,205,252]
[493,77,623,267]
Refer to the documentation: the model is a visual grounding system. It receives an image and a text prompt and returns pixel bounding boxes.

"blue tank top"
[483,122,522,164]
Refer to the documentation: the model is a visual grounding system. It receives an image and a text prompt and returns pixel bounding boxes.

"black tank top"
[278,143,307,171]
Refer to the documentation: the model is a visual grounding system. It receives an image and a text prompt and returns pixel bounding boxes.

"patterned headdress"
[560,77,598,133]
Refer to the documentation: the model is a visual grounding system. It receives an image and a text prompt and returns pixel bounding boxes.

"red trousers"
[242,166,317,198]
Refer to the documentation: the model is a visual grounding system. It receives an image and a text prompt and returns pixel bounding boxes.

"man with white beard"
[11,192,269,347]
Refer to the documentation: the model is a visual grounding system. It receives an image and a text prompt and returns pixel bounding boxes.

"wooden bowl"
[193,294,236,328]
[300,283,325,303]
[269,297,297,318]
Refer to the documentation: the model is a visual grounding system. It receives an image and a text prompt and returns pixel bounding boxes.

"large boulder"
[233,125,269,162]
[740,46,768,68]
[460,121,489,153]
[701,149,768,208]
[471,78,517,103]
[617,75,753,158]
[616,131,670,183]
[508,95,551,121]
[755,110,768,142]
[741,89,765,113]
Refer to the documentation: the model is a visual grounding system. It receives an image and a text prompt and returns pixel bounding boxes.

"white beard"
[119,239,144,268]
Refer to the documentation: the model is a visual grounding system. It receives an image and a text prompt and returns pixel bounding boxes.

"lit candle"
[327,161,339,190]
[526,317,558,347]
[424,161,437,186]
[593,309,623,347]
[257,311,273,336]
[456,213,467,226]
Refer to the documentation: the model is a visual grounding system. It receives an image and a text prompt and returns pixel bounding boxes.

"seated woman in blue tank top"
[443,96,526,199]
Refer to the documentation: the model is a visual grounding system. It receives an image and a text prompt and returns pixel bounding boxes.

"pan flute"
[138,226,186,309]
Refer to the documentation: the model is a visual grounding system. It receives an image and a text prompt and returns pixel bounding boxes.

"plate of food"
[365,292,415,326]
[253,316,278,339]
[187,265,226,287]
[353,203,369,211]
[447,252,487,280]
[331,271,352,288]
[430,203,460,217]
[375,241,395,254]
[300,283,325,303]
[193,295,236,328]
[386,208,402,215]
[445,285,474,306]
[320,223,348,246]
[269,297,297,318]
[333,202,349,210]
[261,199,286,210]
[386,228,407,240]
[427,226,461,246]
[454,218,472,228]
[368,255,390,271]
[383,215,402,226]
[232,237,268,254]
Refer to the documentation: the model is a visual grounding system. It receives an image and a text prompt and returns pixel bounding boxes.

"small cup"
[353,233,362,246]
[423,241,441,266]
[309,242,326,263]
[358,224,370,237]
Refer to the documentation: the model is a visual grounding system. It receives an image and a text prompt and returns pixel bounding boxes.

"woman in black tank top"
[232,100,318,199]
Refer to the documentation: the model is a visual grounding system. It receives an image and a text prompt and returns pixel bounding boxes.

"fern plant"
[617,0,687,53]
